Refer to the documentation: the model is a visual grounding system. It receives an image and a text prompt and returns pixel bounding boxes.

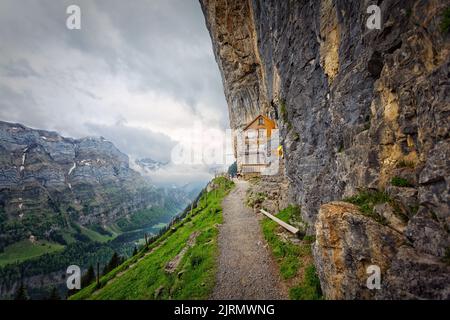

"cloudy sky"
[0,0,232,185]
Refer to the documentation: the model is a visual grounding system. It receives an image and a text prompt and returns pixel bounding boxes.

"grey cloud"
[85,122,176,163]
[1,59,39,78]
[0,0,227,126]
[0,0,228,185]
[0,85,42,124]
[75,87,102,100]
[77,0,228,127]
[146,164,213,186]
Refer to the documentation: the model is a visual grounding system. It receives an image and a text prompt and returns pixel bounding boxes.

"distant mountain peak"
[135,158,169,172]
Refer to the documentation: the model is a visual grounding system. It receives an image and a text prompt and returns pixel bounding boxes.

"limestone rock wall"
[200,0,269,129]
[201,0,449,299]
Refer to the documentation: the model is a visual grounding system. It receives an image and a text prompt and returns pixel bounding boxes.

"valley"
[0,121,198,299]
[0,240,64,267]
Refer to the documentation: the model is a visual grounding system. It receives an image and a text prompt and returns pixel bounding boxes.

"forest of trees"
[1,188,208,299]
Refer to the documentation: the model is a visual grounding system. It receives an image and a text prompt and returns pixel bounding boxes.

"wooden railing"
[240,165,268,173]
[259,209,299,235]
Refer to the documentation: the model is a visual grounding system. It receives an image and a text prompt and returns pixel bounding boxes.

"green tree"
[81,265,96,288]
[103,252,122,275]
[14,283,29,300]
[48,287,60,300]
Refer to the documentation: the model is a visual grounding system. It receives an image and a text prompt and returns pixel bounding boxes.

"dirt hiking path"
[210,180,287,299]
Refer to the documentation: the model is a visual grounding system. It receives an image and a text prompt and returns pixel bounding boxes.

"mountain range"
[0,120,200,298]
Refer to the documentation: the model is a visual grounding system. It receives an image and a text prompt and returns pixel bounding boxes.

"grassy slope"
[152,223,167,229]
[79,225,116,243]
[71,177,234,300]
[261,205,322,300]
[0,240,64,267]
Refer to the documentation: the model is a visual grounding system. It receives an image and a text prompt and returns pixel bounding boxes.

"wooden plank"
[259,209,299,235]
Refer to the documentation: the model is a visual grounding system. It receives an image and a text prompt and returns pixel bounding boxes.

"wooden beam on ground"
[259,209,299,235]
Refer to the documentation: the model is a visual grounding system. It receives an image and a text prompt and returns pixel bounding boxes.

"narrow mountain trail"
[211,180,287,299]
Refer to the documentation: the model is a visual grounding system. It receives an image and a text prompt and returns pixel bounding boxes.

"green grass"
[115,207,174,232]
[344,190,390,224]
[302,235,316,243]
[105,224,122,237]
[280,100,288,122]
[78,225,116,243]
[289,264,322,300]
[0,240,64,267]
[261,205,322,300]
[391,176,413,187]
[58,223,119,245]
[261,206,307,280]
[61,232,77,244]
[70,177,234,300]
[279,99,295,132]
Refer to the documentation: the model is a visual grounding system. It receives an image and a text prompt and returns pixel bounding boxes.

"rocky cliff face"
[201,0,449,299]
[0,121,186,250]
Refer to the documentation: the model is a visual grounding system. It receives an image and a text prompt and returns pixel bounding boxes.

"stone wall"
[201,0,449,299]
